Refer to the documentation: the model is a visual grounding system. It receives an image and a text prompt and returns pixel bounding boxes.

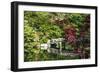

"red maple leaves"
[64,25,77,44]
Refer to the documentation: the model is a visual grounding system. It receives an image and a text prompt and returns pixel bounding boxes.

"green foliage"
[67,14,86,27]
[24,25,40,61]
[24,11,90,61]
